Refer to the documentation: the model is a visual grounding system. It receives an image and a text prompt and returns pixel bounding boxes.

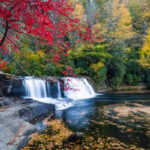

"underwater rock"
[67,132,84,144]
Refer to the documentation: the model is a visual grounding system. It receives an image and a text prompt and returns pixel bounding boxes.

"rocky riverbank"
[0,97,55,150]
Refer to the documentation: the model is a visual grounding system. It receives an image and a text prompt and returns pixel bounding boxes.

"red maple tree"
[0,0,94,72]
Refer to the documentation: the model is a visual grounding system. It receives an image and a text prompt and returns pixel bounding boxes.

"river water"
[56,93,150,149]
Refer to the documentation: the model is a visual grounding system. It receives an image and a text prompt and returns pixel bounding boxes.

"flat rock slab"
[0,97,55,150]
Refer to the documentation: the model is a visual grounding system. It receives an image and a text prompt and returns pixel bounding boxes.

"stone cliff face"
[0,85,3,96]
[0,72,25,96]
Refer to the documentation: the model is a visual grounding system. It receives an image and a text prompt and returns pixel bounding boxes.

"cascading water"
[63,77,96,100]
[23,77,47,98]
[23,77,96,110]
[82,78,95,96]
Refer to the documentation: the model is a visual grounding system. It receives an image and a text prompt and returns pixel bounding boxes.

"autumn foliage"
[0,0,93,71]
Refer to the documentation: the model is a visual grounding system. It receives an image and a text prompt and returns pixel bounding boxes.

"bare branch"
[0,19,9,47]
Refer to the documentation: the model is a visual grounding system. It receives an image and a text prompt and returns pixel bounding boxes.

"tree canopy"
[0,0,150,89]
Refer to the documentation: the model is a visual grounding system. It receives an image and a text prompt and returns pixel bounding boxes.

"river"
[56,93,150,149]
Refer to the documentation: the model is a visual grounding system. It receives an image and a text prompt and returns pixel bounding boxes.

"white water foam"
[63,77,96,100]
[23,77,96,110]
[23,77,47,98]
[27,97,73,110]
[57,81,62,99]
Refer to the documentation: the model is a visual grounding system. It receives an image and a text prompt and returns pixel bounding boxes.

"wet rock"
[9,79,25,96]
[17,136,31,150]
[0,72,15,96]
[0,86,3,96]
[18,102,55,122]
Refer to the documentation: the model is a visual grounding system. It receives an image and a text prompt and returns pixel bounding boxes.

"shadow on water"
[56,93,150,149]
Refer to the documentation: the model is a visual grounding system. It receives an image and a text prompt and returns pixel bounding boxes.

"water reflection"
[56,102,94,129]
[56,93,150,149]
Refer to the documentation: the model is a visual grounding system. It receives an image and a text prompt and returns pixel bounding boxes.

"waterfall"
[57,81,62,99]
[23,77,96,109]
[63,77,96,100]
[23,77,47,98]
[82,78,95,96]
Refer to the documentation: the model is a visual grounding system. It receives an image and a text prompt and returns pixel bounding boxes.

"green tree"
[139,28,150,68]
[69,44,111,83]
[106,57,125,89]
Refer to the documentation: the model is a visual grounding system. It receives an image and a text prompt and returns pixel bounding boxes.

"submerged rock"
[67,132,84,144]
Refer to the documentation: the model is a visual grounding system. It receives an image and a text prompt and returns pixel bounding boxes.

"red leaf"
[16,35,19,39]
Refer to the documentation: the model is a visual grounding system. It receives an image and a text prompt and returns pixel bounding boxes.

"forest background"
[1,0,150,90]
